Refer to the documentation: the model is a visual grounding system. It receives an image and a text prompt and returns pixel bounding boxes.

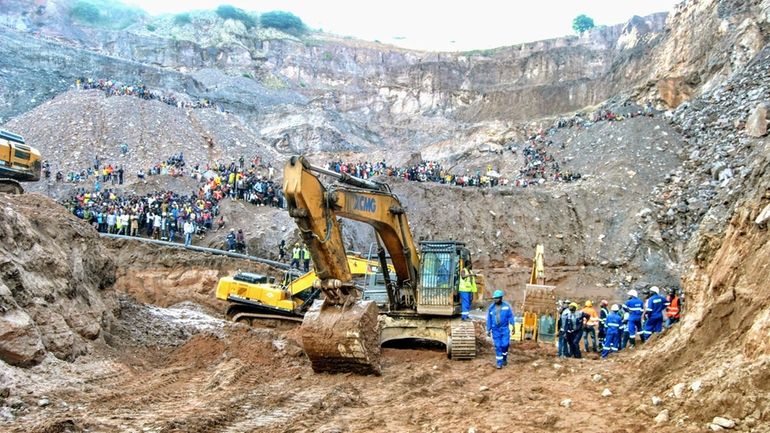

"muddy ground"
[1,297,694,433]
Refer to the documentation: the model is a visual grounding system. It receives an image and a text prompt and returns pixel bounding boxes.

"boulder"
[672,382,686,398]
[0,309,46,367]
[712,417,736,429]
[745,103,767,137]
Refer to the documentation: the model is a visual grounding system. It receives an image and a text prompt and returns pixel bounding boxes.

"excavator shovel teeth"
[299,299,382,375]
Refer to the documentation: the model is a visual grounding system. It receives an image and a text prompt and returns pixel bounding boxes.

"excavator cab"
[416,241,468,316]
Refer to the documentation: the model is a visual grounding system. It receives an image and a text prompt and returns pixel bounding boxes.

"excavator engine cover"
[299,299,382,375]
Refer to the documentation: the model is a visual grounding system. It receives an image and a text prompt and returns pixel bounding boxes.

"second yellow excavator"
[283,156,481,375]
[0,129,41,194]
[215,255,394,325]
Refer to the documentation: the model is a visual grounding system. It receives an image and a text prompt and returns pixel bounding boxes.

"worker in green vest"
[458,268,477,321]
[301,244,310,272]
[291,243,301,269]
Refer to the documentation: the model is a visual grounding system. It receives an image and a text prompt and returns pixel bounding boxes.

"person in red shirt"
[665,287,682,328]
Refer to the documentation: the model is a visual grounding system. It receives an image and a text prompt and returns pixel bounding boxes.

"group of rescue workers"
[558,286,682,360]
[456,268,683,368]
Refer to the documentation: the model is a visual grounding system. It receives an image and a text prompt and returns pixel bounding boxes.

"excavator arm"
[283,155,420,309]
[283,155,425,375]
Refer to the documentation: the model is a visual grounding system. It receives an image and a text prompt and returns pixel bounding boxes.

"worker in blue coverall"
[624,289,644,347]
[486,290,515,369]
[458,268,477,321]
[601,304,623,358]
[642,286,666,341]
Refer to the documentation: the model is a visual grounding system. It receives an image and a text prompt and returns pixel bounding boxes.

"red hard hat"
[600,299,609,306]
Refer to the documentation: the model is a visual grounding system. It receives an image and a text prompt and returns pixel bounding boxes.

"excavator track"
[299,299,382,375]
[225,302,304,327]
[447,320,476,360]
[0,179,24,194]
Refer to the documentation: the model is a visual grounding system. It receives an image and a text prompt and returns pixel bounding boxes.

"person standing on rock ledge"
[486,290,515,369]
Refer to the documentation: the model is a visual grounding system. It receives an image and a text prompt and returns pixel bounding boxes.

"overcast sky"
[126,0,682,51]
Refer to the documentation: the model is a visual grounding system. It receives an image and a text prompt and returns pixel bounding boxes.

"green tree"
[174,12,192,25]
[260,11,307,36]
[70,1,100,23]
[216,5,256,29]
[572,14,595,34]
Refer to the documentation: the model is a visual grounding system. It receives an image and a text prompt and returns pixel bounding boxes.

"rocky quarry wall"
[1,0,768,157]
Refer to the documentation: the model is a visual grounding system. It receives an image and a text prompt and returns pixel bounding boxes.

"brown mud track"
[7,318,681,433]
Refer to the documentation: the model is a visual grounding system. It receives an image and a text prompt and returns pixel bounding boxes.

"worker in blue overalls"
[642,286,667,341]
[625,289,644,347]
[486,290,515,369]
[601,304,623,358]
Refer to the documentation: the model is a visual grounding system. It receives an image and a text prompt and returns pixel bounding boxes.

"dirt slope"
[0,194,116,367]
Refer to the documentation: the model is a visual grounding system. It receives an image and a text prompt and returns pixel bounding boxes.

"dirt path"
[4,309,683,433]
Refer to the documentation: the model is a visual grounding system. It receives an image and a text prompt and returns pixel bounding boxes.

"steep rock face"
[0,194,116,366]
[643,0,770,106]
[640,142,770,424]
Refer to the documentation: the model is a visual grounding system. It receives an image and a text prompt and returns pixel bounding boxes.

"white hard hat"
[611,304,620,312]
[650,286,660,294]
[628,289,638,297]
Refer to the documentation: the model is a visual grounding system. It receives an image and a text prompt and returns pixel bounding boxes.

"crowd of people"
[327,160,511,188]
[44,158,127,188]
[558,286,682,359]
[326,150,583,190]
[61,188,227,246]
[76,77,216,109]
[552,103,656,130]
[188,158,283,208]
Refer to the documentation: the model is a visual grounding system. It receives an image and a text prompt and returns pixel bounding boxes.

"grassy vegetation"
[146,24,156,32]
[216,5,257,29]
[462,48,500,57]
[260,11,307,36]
[173,12,192,26]
[69,0,144,30]
[261,73,287,90]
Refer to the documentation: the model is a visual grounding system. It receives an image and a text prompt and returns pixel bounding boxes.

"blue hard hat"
[493,289,504,298]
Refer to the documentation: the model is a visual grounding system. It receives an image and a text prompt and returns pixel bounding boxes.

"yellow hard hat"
[585,300,593,307]
[569,302,578,309]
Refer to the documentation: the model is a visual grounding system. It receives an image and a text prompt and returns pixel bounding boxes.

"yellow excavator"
[0,129,41,194]
[283,155,480,375]
[519,244,557,342]
[216,255,394,325]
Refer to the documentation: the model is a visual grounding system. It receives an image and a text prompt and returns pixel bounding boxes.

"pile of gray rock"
[654,46,770,247]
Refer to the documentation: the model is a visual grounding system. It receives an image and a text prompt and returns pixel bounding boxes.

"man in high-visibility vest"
[597,299,609,350]
[665,287,681,328]
[458,268,477,321]
[301,244,310,272]
[582,300,599,353]
[290,243,301,269]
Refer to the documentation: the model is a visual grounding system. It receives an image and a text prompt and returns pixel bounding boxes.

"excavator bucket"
[299,299,382,375]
